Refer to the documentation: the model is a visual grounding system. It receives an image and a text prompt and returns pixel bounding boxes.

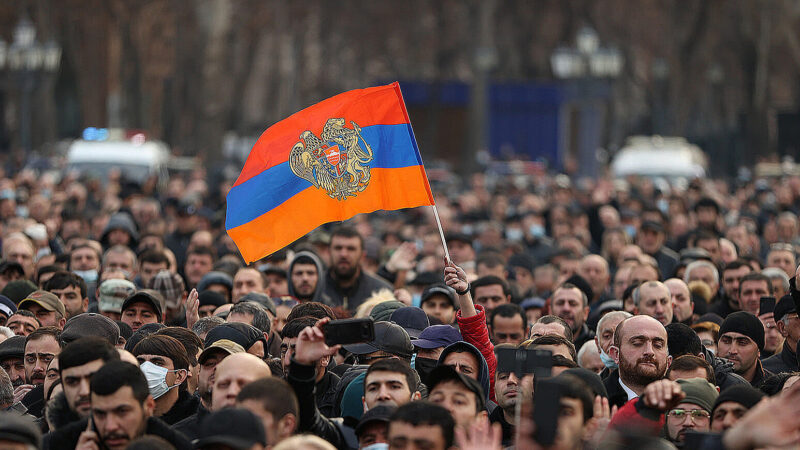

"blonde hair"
[273,435,336,450]
[687,280,712,302]
[354,288,396,318]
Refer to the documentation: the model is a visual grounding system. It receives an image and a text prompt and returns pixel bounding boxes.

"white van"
[610,136,708,179]
[66,130,170,187]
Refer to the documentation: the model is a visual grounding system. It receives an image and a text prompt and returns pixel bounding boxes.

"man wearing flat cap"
[716,311,773,386]
[763,295,800,374]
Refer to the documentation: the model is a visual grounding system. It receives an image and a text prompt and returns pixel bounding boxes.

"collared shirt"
[619,377,638,401]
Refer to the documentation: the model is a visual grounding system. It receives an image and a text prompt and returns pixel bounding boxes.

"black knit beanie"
[712,384,765,412]
[719,311,765,351]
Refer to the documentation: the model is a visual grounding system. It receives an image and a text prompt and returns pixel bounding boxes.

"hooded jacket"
[100,211,139,249]
[437,341,491,404]
[454,304,497,401]
[287,250,328,303]
[42,391,80,432]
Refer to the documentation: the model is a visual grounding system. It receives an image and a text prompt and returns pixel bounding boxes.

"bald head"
[613,315,667,349]
[212,353,271,410]
[578,254,610,298]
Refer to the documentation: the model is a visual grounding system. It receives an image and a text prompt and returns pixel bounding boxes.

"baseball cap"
[121,290,164,320]
[0,335,25,362]
[640,220,665,234]
[18,290,66,318]
[354,405,395,437]
[390,307,430,338]
[426,365,486,411]
[198,339,246,364]
[62,313,121,345]
[774,295,797,322]
[411,325,463,349]
[0,295,16,319]
[420,284,457,309]
[147,270,185,309]
[369,301,405,323]
[343,321,413,358]
[194,408,266,450]
[0,412,41,448]
[98,279,136,314]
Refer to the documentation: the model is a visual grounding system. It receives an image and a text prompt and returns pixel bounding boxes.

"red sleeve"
[608,398,664,435]
[455,304,496,402]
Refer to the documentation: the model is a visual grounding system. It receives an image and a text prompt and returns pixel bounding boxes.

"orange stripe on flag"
[227,165,433,262]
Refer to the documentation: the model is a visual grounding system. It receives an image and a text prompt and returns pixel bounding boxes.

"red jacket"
[456,304,497,401]
[608,398,664,436]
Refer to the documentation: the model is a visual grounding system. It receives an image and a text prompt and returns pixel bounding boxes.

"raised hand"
[641,379,685,411]
[455,416,502,450]
[293,318,342,366]
[184,288,199,329]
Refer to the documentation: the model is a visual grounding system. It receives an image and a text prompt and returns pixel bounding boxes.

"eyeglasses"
[668,409,710,421]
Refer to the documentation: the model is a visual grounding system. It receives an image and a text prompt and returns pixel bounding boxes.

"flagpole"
[431,205,451,263]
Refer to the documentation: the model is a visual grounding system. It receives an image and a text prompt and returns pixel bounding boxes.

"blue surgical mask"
[506,228,524,242]
[73,269,98,284]
[657,198,669,214]
[599,347,618,370]
[140,361,181,399]
[411,293,421,307]
[624,225,637,240]
[529,224,545,238]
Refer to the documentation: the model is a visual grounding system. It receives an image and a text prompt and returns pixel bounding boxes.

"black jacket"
[288,358,356,450]
[173,402,209,441]
[42,391,80,432]
[321,269,392,312]
[43,416,192,450]
[574,323,596,353]
[160,389,200,425]
[316,370,341,418]
[762,344,798,375]
[602,370,631,410]
[488,404,515,447]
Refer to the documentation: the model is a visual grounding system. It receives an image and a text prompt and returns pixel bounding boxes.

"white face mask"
[140,361,181,399]
[361,444,388,450]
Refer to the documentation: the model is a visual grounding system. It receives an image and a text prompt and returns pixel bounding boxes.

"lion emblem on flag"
[289,118,374,200]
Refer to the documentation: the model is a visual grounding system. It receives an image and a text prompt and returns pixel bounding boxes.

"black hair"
[694,197,720,214]
[59,337,119,373]
[722,259,752,274]
[44,271,88,299]
[281,316,318,339]
[285,302,335,323]
[139,249,169,266]
[475,253,506,271]
[552,354,578,369]
[292,254,318,267]
[124,323,167,352]
[470,275,511,299]
[330,225,364,249]
[186,246,217,261]
[90,360,150,403]
[236,376,298,420]
[36,265,62,285]
[665,323,703,357]
[738,272,774,296]
[389,401,455,448]
[758,372,800,396]
[126,436,175,450]
[529,335,577,362]
[25,326,64,349]
[548,373,594,423]
[132,335,190,371]
[366,358,418,396]
[230,302,271,334]
[532,315,574,342]
[156,327,204,366]
[666,355,715,385]
[490,303,527,331]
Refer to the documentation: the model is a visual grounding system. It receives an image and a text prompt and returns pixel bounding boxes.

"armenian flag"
[226,82,434,263]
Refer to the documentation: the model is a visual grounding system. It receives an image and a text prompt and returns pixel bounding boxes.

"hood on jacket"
[287,250,326,302]
[437,341,491,403]
[101,212,139,248]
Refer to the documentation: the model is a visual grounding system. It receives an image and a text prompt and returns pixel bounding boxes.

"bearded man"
[605,315,672,408]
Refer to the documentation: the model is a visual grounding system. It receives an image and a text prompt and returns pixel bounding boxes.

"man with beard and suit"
[605,315,671,408]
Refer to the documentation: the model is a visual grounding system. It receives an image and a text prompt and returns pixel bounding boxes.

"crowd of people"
[2,166,800,449]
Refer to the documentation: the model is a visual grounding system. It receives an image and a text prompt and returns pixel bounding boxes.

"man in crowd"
[419,284,458,325]
[56,337,120,425]
[763,295,800,373]
[664,378,718,445]
[711,384,765,432]
[45,360,192,449]
[236,377,298,448]
[550,283,594,349]
[232,267,267,303]
[489,304,527,345]
[606,315,671,408]
[287,250,327,303]
[633,281,674,326]
[736,272,773,316]
[471,276,512,314]
[664,278,694,325]
[321,226,392,311]
[530,315,573,341]
[716,311,772,386]
[121,290,164,332]
[18,291,66,329]
[44,272,88,319]
[387,402,455,450]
